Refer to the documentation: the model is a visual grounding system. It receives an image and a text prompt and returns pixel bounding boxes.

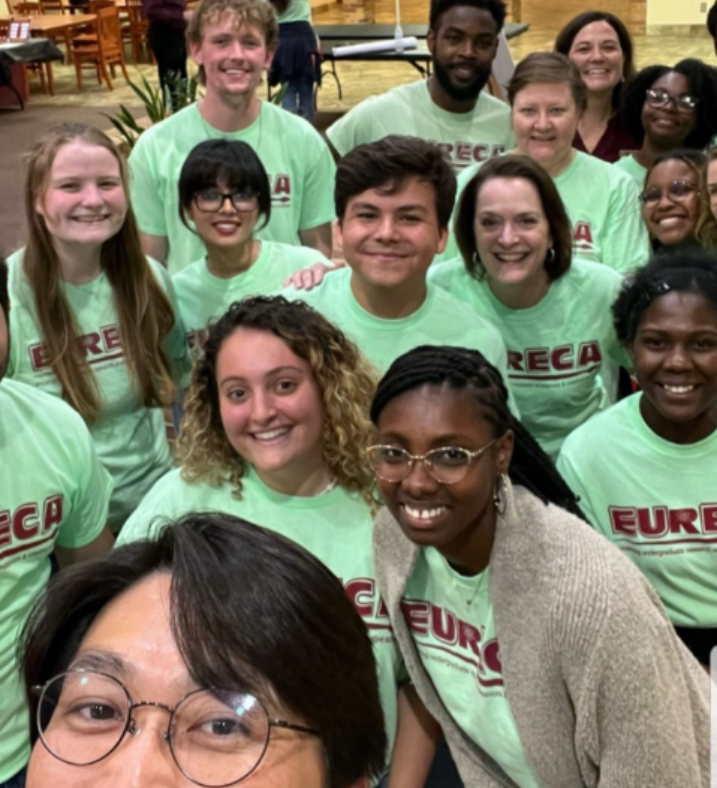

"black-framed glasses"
[645,87,699,113]
[640,179,700,205]
[193,189,259,212]
[366,439,498,485]
[33,670,319,787]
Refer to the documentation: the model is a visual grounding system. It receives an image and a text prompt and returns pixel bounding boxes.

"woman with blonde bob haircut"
[5,123,188,533]
[118,295,408,779]
[431,154,628,458]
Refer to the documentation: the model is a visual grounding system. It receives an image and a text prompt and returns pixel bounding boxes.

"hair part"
[454,154,573,282]
[335,135,456,230]
[22,123,176,423]
[178,140,272,233]
[508,51,588,113]
[177,295,379,506]
[20,512,387,788]
[370,345,584,517]
[428,0,506,32]
[554,11,635,110]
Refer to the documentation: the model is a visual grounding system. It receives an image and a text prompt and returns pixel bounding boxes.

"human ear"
[496,429,514,475]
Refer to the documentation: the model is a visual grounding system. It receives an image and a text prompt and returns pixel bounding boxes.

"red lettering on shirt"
[271,174,291,203]
[702,505,717,532]
[345,577,375,618]
[573,221,594,245]
[609,505,717,540]
[28,325,124,371]
[551,345,573,371]
[507,351,523,371]
[508,342,602,380]
[456,143,471,162]
[525,348,550,372]
[0,496,64,563]
[402,599,430,635]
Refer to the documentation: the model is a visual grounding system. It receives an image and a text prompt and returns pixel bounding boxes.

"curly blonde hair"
[176,296,379,506]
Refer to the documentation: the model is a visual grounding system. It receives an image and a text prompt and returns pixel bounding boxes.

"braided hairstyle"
[370,345,584,518]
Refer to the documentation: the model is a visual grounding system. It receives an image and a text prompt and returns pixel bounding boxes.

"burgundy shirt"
[573,114,637,164]
[141,0,187,29]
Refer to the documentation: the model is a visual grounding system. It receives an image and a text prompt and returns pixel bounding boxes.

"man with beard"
[326,0,513,172]
[0,257,114,788]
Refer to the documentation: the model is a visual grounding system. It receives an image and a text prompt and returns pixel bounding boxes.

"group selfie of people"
[1,0,716,785]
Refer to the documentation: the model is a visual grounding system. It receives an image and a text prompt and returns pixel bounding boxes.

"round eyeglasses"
[33,670,320,787]
[366,440,497,485]
[193,189,259,213]
[639,180,699,205]
[644,87,699,113]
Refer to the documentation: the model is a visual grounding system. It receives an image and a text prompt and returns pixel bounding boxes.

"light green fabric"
[286,267,518,411]
[429,257,627,458]
[0,379,111,781]
[405,547,541,787]
[612,153,647,192]
[327,81,514,172]
[277,0,311,23]
[117,467,402,753]
[557,394,717,628]
[173,241,331,358]
[6,251,189,532]
[441,150,650,273]
[129,102,336,273]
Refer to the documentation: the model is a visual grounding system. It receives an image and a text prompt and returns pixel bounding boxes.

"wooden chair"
[71,4,129,90]
[3,16,55,95]
[122,0,152,63]
[11,2,41,13]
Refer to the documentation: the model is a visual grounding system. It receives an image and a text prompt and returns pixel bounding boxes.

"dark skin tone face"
[374,383,513,575]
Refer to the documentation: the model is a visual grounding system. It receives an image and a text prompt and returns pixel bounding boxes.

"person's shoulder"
[266,240,332,266]
[1,378,76,419]
[476,90,511,117]
[134,104,198,148]
[565,257,624,291]
[428,257,469,285]
[429,281,491,318]
[172,257,205,288]
[261,101,323,140]
[559,396,636,458]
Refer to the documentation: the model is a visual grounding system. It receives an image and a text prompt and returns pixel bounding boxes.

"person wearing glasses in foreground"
[20,512,386,788]
[173,140,334,357]
[368,345,709,787]
[613,59,717,190]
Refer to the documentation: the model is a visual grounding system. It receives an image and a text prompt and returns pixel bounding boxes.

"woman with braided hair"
[370,344,709,788]
[558,247,717,666]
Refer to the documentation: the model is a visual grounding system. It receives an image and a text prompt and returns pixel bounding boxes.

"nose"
[250,390,277,423]
[225,38,249,61]
[79,183,104,206]
[373,213,400,242]
[402,457,441,496]
[218,195,238,214]
[121,711,177,788]
[457,38,476,59]
[663,343,693,371]
[497,221,518,246]
[533,109,551,130]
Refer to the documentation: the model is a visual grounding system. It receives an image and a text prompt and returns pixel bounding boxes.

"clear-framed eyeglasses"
[33,670,320,787]
[193,189,259,213]
[639,179,699,205]
[366,439,498,485]
[644,87,699,113]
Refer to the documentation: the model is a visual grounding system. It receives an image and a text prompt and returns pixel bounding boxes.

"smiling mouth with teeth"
[661,384,697,393]
[403,504,448,520]
[252,426,291,441]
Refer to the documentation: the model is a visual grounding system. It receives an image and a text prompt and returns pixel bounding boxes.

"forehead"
[434,6,498,36]
[650,70,690,94]
[347,175,439,211]
[217,327,310,373]
[513,81,574,104]
[476,176,544,210]
[646,158,698,184]
[571,20,620,46]
[639,290,717,330]
[199,10,266,41]
[49,142,119,176]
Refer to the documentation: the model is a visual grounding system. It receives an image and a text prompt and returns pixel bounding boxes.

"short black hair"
[370,345,584,518]
[178,139,272,232]
[21,512,387,788]
[613,247,717,345]
[707,1,717,38]
[621,59,717,149]
[335,135,456,230]
[0,257,8,322]
[429,0,506,32]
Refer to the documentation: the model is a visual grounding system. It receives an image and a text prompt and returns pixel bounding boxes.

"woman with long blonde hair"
[5,122,189,533]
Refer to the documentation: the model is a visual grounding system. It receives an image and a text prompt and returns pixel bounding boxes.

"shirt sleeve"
[150,259,192,387]
[600,174,650,275]
[555,446,599,530]
[297,131,337,230]
[129,135,169,237]
[325,98,377,157]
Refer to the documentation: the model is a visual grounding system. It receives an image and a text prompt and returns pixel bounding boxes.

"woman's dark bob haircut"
[454,154,573,283]
[554,11,635,110]
[20,512,387,788]
[178,139,272,233]
[612,246,717,346]
[620,59,717,149]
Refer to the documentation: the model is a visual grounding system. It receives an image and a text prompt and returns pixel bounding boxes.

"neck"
[440,509,496,576]
[427,76,479,114]
[350,273,427,319]
[54,240,103,285]
[634,137,671,170]
[640,397,717,445]
[199,91,261,133]
[205,239,259,279]
[540,146,575,178]
[583,91,613,123]
[254,460,335,497]
[487,274,550,310]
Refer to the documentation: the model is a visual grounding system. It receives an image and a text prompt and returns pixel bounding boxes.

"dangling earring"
[545,247,556,265]
[493,473,508,516]
[472,251,487,281]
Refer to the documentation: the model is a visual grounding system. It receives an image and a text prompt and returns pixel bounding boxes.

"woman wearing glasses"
[613,59,717,190]
[21,512,386,788]
[558,248,717,667]
[5,123,189,534]
[369,344,709,788]
[639,149,716,250]
[117,295,406,778]
[174,140,333,358]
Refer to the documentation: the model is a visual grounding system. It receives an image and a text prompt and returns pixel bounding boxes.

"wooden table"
[0,12,96,35]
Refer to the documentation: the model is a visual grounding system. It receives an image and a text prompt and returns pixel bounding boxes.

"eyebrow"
[219,365,306,386]
[70,649,135,677]
[349,202,430,213]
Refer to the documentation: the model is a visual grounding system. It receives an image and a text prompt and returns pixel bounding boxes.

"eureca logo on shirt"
[344,577,393,641]
[402,599,503,689]
[573,222,594,255]
[434,142,506,169]
[29,325,123,371]
[507,341,602,380]
[271,173,292,206]
[0,495,63,565]
[609,505,717,542]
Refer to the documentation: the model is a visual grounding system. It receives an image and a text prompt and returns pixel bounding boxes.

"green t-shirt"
[429,257,628,458]
[129,102,336,274]
[557,394,717,629]
[286,267,517,409]
[277,0,311,23]
[173,241,332,359]
[117,468,401,752]
[0,379,111,781]
[404,547,540,788]
[327,81,514,172]
[6,251,190,533]
[612,153,647,192]
[441,150,649,273]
